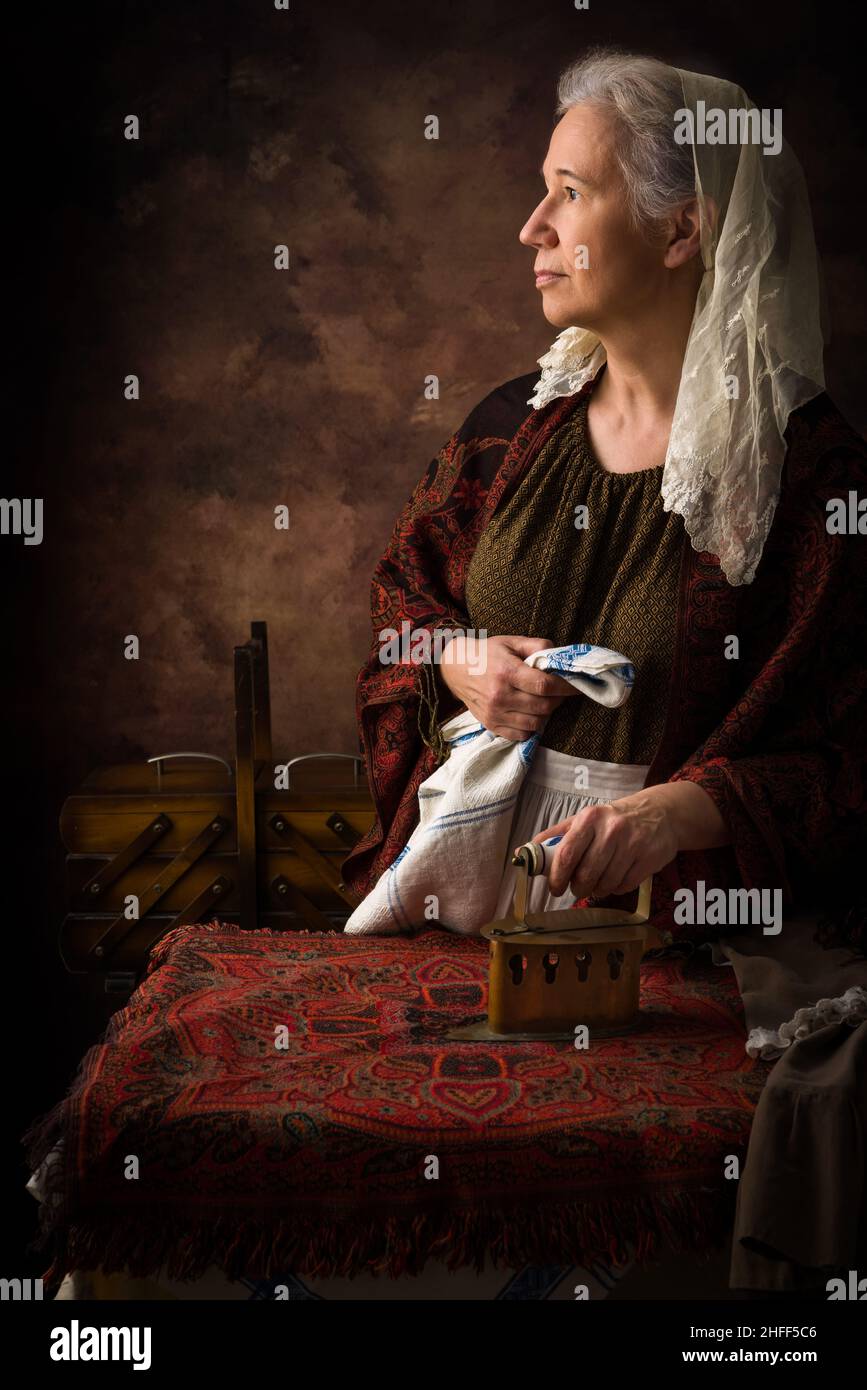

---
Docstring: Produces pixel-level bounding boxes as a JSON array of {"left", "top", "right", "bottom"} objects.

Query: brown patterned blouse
[{"left": 464, "top": 394, "right": 684, "bottom": 765}]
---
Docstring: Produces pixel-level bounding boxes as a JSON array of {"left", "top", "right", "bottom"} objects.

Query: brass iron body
[{"left": 448, "top": 845, "right": 657, "bottom": 1042}]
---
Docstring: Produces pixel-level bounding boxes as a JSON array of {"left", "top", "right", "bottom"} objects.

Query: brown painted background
[{"left": 5, "top": 0, "right": 864, "bottom": 1268}]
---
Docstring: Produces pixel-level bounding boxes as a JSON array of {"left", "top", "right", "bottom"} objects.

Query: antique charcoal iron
[{"left": 448, "top": 841, "right": 662, "bottom": 1042}]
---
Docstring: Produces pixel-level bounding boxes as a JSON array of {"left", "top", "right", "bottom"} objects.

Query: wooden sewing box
[{"left": 59, "top": 622, "right": 373, "bottom": 990}]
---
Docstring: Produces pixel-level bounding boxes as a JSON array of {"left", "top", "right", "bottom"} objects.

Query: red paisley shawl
[{"left": 341, "top": 370, "right": 867, "bottom": 940}]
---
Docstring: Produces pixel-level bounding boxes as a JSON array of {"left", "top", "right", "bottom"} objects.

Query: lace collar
[{"left": 527, "top": 327, "right": 606, "bottom": 411}]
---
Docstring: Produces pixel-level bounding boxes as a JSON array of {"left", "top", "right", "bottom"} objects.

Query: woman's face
[{"left": 519, "top": 102, "right": 682, "bottom": 332}]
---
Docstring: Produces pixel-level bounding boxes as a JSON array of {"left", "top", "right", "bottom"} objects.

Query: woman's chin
[{"left": 542, "top": 301, "right": 588, "bottom": 329}]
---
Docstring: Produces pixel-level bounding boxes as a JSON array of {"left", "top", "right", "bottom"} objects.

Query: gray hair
[{"left": 555, "top": 47, "right": 696, "bottom": 241}]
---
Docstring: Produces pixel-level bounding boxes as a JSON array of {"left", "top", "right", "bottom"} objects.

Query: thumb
[{"left": 499, "top": 635, "right": 554, "bottom": 660}]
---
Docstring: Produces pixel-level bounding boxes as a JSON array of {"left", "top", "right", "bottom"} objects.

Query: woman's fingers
[
  {"left": 508, "top": 662, "right": 577, "bottom": 702},
  {"left": 504, "top": 692, "right": 569, "bottom": 715},
  {"left": 548, "top": 806, "right": 641, "bottom": 897},
  {"left": 587, "top": 844, "right": 636, "bottom": 898},
  {"left": 547, "top": 813, "right": 597, "bottom": 895},
  {"left": 567, "top": 806, "right": 642, "bottom": 897},
  {"left": 485, "top": 722, "right": 543, "bottom": 738},
  {"left": 490, "top": 673, "right": 572, "bottom": 717},
  {"left": 488, "top": 726, "right": 541, "bottom": 741},
  {"left": 604, "top": 860, "right": 643, "bottom": 896},
  {"left": 568, "top": 828, "right": 620, "bottom": 898}
]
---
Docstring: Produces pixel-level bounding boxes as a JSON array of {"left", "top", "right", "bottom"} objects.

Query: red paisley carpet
[{"left": 26, "top": 923, "right": 766, "bottom": 1281}]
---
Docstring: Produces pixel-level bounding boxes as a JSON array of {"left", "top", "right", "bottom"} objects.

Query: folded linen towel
[{"left": 343, "top": 643, "right": 634, "bottom": 937}]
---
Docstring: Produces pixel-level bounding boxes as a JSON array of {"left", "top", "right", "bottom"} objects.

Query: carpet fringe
[{"left": 25, "top": 1180, "right": 732, "bottom": 1285}]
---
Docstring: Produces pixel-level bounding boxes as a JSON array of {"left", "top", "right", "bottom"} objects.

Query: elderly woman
[{"left": 341, "top": 48, "right": 866, "bottom": 946}]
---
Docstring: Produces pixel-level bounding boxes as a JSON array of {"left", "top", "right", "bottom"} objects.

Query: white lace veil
[{"left": 528, "top": 66, "right": 829, "bottom": 585}]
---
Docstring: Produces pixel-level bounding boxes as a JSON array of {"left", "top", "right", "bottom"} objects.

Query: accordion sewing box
[{"left": 58, "top": 622, "right": 373, "bottom": 990}]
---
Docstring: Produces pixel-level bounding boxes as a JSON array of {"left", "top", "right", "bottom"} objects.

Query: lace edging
[{"left": 745, "top": 986, "right": 867, "bottom": 1060}]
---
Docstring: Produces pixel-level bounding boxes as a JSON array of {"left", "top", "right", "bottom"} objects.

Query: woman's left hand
[{"left": 520, "top": 782, "right": 729, "bottom": 899}]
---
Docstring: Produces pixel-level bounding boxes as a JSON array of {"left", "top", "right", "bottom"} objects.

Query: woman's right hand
[{"left": 439, "top": 634, "right": 576, "bottom": 741}]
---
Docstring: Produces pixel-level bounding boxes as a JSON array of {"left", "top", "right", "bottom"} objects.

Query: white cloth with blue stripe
[{"left": 343, "top": 642, "right": 635, "bottom": 936}]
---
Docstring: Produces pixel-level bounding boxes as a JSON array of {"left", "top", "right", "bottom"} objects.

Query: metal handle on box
[
  {"left": 282, "top": 754, "right": 362, "bottom": 790},
  {"left": 147, "top": 752, "right": 234, "bottom": 789}
]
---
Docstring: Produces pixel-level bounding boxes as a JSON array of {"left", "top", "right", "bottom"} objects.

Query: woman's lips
[{"left": 535, "top": 271, "right": 566, "bottom": 286}]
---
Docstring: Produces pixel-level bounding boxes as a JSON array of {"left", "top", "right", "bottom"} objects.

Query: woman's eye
[{"left": 565, "top": 187, "right": 581, "bottom": 202}]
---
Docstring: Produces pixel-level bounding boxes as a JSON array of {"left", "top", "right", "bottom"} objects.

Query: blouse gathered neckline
[{"left": 574, "top": 397, "right": 665, "bottom": 481}]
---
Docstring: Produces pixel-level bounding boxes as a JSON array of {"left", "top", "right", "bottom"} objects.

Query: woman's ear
[{"left": 664, "top": 194, "right": 711, "bottom": 269}]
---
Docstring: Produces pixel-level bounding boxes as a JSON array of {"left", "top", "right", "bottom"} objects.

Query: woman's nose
[
  {"left": 522, "top": 216, "right": 555, "bottom": 250},
  {"left": 519, "top": 206, "right": 556, "bottom": 248}
]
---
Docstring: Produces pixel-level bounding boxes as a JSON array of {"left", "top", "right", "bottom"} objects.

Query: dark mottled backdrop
[{"left": 4, "top": 0, "right": 864, "bottom": 1268}]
